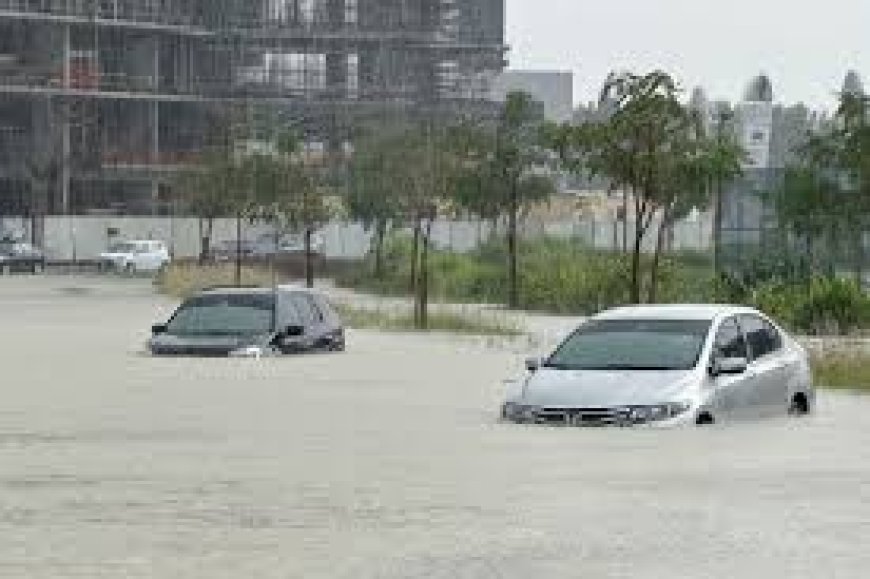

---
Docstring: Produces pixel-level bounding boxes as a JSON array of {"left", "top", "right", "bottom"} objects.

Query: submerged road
[{"left": 1, "top": 276, "right": 869, "bottom": 578}]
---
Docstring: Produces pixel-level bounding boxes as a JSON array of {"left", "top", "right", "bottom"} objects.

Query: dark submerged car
[{"left": 149, "top": 286, "right": 345, "bottom": 357}]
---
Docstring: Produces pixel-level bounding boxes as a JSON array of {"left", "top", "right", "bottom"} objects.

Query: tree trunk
[
  {"left": 418, "top": 222, "right": 432, "bottom": 330},
  {"left": 630, "top": 204, "right": 646, "bottom": 305},
  {"left": 374, "top": 219, "right": 386, "bottom": 278},
  {"left": 712, "top": 175, "right": 724, "bottom": 275},
  {"left": 235, "top": 212, "right": 242, "bottom": 287},
  {"left": 410, "top": 221, "right": 420, "bottom": 295},
  {"left": 649, "top": 208, "right": 672, "bottom": 304},
  {"left": 507, "top": 180, "right": 519, "bottom": 309},
  {"left": 199, "top": 218, "right": 214, "bottom": 265},
  {"left": 855, "top": 221, "right": 865, "bottom": 289},
  {"left": 622, "top": 187, "right": 629, "bottom": 253},
  {"left": 304, "top": 227, "right": 314, "bottom": 288}
]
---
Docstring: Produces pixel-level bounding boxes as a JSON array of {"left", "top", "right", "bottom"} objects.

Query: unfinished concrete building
[{"left": 0, "top": 0, "right": 506, "bottom": 217}]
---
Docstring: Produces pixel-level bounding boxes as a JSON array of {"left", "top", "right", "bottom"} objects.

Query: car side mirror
[
  {"left": 711, "top": 356, "right": 748, "bottom": 377},
  {"left": 525, "top": 357, "right": 541, "bottom": 373},
  {"left": 152, "top": 324, "right": 168, "bottom": 335},
  {"left": 283, "top": 325, "right": 305, "bottom": 338}
]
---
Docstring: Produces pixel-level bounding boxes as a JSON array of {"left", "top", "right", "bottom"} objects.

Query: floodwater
[{"left": 1, "top": 276, "right": 870, "bottom": 578}]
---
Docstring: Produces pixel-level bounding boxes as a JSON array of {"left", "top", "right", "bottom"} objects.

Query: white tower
[{"left": 736, "top": 74, "right": 775, "bottom": 169}]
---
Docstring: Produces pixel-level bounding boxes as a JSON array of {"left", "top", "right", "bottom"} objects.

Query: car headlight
[
  {"left": 229, "top": 346, "right": 267, "bottom": 359},
  {"left": 625, "top": 402, "right": 692, "bottom": 424},
  {"left": 503, "top": 402, "right": 539, "bottom": 422}
]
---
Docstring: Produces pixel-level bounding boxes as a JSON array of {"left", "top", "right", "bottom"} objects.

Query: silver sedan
[{"left": 502, "top": 305, "right": 815, "bottom": 427}]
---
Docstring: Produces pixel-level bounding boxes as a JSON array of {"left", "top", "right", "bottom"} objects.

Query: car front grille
[
  {"left": 152, "top": 346, "right": 233, "bottom": 358},
  {"left": 535, "top": 408, "right": 625, "bottom": 427}
]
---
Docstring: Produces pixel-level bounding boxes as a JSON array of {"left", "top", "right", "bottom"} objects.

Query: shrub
[
  {"left": 155, "top": 261, "right": 280, "bottom": 299},
  {"left": 748, "top": 277, "right": 870, "bottom": 335}
]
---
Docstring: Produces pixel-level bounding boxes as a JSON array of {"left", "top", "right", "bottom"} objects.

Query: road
[{"left": 1, "top": 276, "right": 869, "bottom": 578}]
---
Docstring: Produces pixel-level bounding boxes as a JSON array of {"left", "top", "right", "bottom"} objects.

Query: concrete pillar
[
  {"left": 62, "top": 24, "right": 71, "bottom": 88},
  {"left": 151, "top": 36, "right": 160, "bottom": 213},
  {"left": 61, "top": 111, "right": 71, "bottom": 214}
]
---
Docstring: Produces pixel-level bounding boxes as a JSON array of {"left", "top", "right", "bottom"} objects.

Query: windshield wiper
[
  {"left": 542, "top": 362, "right": 574, "bottom": 370},
  {"left": 588, "top": 365, "right": 684, "bottom": 371}
]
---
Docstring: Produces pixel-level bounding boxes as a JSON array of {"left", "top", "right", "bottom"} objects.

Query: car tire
[
  {"left": 125, "top": 262, "right": 136, "bottom": 275},
  {"left": 788, "top": 392, "right": 811, "bottom": 416},
  {"left": 695, "top": 411, "right": 715, "bottom": 426},
  {"left": 32, "top": 262, "right": 44, "bottom": 275},
  {"left": 1, "top": 264, "right": 10, "bottom": 276}
]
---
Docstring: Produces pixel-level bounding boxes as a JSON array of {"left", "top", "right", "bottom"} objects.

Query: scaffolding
[{"left": 0, "top": 0, "right": 506, "bottom": 216}]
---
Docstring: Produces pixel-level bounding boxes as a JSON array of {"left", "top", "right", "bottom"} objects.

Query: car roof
[
  {"left": 198, "top": 285, "right": 323, "bottom": 297},
  {"left": 594, "top": 304, "right": 759, "bottom": 322}
]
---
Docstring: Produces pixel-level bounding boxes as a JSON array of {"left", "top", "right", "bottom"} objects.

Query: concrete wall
[{"left": 0, "top": 212, "right": 713, "bottom": 262}]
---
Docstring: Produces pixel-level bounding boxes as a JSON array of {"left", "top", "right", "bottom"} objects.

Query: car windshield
[
  {"left": 546, "top": 318, "right": 712, "bottom": 371},
  {"left": 166, "top": 293, "right": 275, "bottom": 336},
  {"left": 109, "top": 242, "right": 138, "bottom": 253}
]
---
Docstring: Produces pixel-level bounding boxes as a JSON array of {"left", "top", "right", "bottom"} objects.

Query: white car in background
[{"left": 98, "top": 240, "right": 170, "bottom": 273}]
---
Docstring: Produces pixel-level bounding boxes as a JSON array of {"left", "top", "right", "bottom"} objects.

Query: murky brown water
[{"left": 1, "top": 276, "right": 869, "bottom": 578}]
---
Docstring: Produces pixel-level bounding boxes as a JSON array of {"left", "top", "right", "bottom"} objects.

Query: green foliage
[
  {"left": 155, "top": 262, "right": 279, "bottom": 299},
  {"left": 744, "top": 277, "right": 870, "bottom": 335},
  {"left": 338, "top": 235, "right": 713, "bottom": 315},
  {"left": 333, "top": 303, "right": 521, "bottom": 336},
  {"left": 554, "top": 70, "right": 744, "bottom": 303},
  {"left": 813, "top": 353, "right": 870, "bottom": 391}
]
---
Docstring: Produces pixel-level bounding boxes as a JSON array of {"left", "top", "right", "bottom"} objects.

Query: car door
[
  {"left": 286, "top": 292, "right": 325, "bottom": 351},
  {"left": 740, "top": 314, "right": 790, "bottom": 416},
  {"left": 131, "top": 242, "right": 149, "bottom": 270},
  {"left": 295, "top": 293, "right": 333, "bottom": 350},
  {"left": 709, "top": 316, "right": 757, "bottom": 421}
]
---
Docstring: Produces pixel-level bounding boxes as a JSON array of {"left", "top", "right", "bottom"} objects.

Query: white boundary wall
[{"left": 0, "top": 213, "right": 712, "bottom": 261}]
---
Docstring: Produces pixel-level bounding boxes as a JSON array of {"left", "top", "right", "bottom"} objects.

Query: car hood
[
  {"left": 519, "top": 368, "right": 698, "bottom": 408},
  {"left": 150, "top": 333, "right": 272, "bottom": 356}
]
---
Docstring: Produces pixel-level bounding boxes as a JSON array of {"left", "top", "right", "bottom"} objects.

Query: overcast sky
[{"left": 506, "top": 0, "right": 870, "bottom": 111}]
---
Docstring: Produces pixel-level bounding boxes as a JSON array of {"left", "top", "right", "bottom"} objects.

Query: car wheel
[
  {"left": 695, "top": 411, "right": 715, "bottom": 426},
  {"left": 789, "top": 392, "right": 811, "bottom": 416},
  {"left": 32, "top": 262, "right": 44, "bottom": 274},
  {"left": 1, "top": 264, "right": 10, "bottom": 276},
  {"left": 125, "top": 262, "right": 136, "bottom": 275}
]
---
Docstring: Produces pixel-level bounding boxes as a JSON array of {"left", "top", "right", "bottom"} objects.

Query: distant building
[{"left": 490, "top": 70, "right": 574, "bottom": 123}]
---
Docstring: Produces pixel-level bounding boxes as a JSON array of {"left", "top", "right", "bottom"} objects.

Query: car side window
[
  {"left": 288, "top": 294, "right": 318, "bottom": 326},
  {"left": 304, "top": 295, "right": 325, "bottom": 323},
  {"left": 713, "top": 317, "right": 747, "bottom": 360},
  {"left": 741, "top": 315, "right": 782, "bottom": 361}
]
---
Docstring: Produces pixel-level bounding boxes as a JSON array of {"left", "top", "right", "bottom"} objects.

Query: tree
[
  {"left": 175, "top": 147, "right": 246, "bottom": 263},
  {"left": 834, "top": 88, "right": 870, "bottom": 284},
  {"left": 555, "top": 71, "right": 738, "bottom": 303},
  {"left": 780, "top": 85, "right": 870, "bottom": 284},
  {"left": 452, "top": 92, "right": 556, "bottom": 309},
  {"left": 246, "top": 131, "right": 332, "bottom": 288},
  {"left": 592, "top": 72, "right": 696, "bottom": 302},
  {"left": 347, "top": 125, "right": 407, "bottom": 278}
]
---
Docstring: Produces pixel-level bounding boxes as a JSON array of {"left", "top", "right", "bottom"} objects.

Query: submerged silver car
[{"left": 502, "top": 305, "right": 815, "bottom": 427}]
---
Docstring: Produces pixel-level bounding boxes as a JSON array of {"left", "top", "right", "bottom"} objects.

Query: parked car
[
  {"left": 0, "top": 239, "right": 45, "bottom": 274},
  {"left": 211, "top": 239, "right": 258, "bottom": 262},
  {"left": 212, "top": 233, "right": 324, "bottom": 262},
  {"left": 149, "top": 285, "right": 345, "bottom": 357},
  {"left": 502, "top": 305, "right": 815, "bottom": 427},
  {"left": 98, "top": 240, "right": 170, "bottom": 273}
]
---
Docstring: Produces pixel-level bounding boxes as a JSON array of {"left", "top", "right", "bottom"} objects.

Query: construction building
[{"left": 0, "top": 0, "right": 506, "bottom": 217}]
